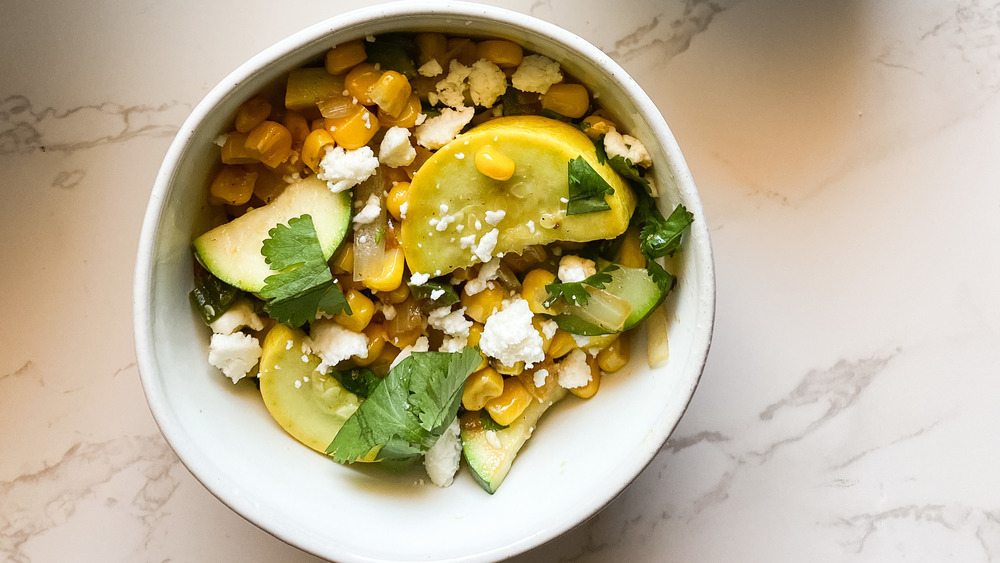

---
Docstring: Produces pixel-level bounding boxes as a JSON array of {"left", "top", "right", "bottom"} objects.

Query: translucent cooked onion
[
  {"left": 560, "top": 287, "right": 629, "bottom": 333},
  {"left": 646, "top": 303, "right": 670, "bottom": 368},
  {"left": 318, "top": 95, "right": 360, "bottom": 119},
  {"left": 353, "top": 168, "right": 387, "bottom": 283}
]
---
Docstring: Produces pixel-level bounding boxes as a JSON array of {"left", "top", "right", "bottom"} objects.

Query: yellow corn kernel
[
  {"left": 361, "top": 246, "right": 405, "bottom": 292},
  {"left": 462, "top": 367, "right": 504, "bottom": 411},
  {"left": 541, "top": 83, "right": 590, "bottom": 119},
  {"left": 445, "top": 37, "right": 478, "bottom": 66},
  {"left": 391, "top": 327, "right": 423, "bottom": 349},
  {"left": 475, "top": 39, "right": 523, "bottom": 68},
  {"left": 485, "top": 377, "right": 533, "bottom": 426},
  {"left": 370, "top": 71, "right": 413, "bottom": 118},
  {"left": 220, "top": 132, "right": 258, "bottom": 164},
  {"left": 547, "top": 329, "right": 576, "bottom": 359},
  {"left": 403, "top": 145, "right": 433, "bottom": 179},
  {"left": 415, "top": 32, "right": 447, "bottom": 65},
  {"left": 354, "top": 322, "right": 388, "bottom": 367},
  {"left": 597, "top": 333, "right": 631, "bottom": 373},
  {"left": 334, "top": 289, "right": 376, "bottom": 332},
  {"left": 282, "top": 111, "right": 311, "bottom": 149},
  {"left": 615, "top": 226, "right": 646, "bottom": 268},
  {"left": 301, "top": 128, "right": 336, "bottom": 172},
  {"left": 326, "top": 105, "right": 380, "bottom": 150},
  {"left": 467, "top": 322, "right": 484, "bottom": 348},
  {"left": 492, "top": 359, "right": 524, "bottom": 376},
  {"left": 474, "top": 145, "right": 515, "bottom": 181},
  {"left": 375, "top": 282, "right": 410, "bottom": 305},
  {"left": 326, "top": 40, "right": 367, "bottom": 75},
  {"left": 330, "top": 242, "right": 354, "bottom": 274},
  {"left": 310, "top": 118, "right": 327, "bottom": 131},
  {"left": 344, "top": 63, "right": 382, "bottom": 106},
  {"left": 386, "top": 181, "right": 410, "bottom": 221},
  {"left": 521, "top": 268, "right": 557, "bottom": 315},
  {"left": 377, "top": 93, "right": 422, "bottom": 129},
  {"left": 475, "top": 351, "right": 489, "bottom": 372},
  {"left": 234, "top": 96, "right": 272, "bottom": 134},
  {"left": 249, "top": 164, "right": 287, "bottom": 203},
  {"left": 460, "top": 285, "right": 505, "bottom": 324},
  {"left": 532, "top": 316, "right": 555, "bottom": 355},
  {"left": 244, "top": 121, "right": 293, "bottom": 169},
  {"left": 581, "top": 114, "right": 617, "bottom": 140},
  {"left": 209, "top": 165, "right": 257, "bottom": 206},
  {"left": 570, "top": 358, "right": 602, "bottom": 399}
]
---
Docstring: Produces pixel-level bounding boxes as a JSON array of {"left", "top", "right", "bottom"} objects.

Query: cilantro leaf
[
  {"left": 645, "top": 258, "right": 676, "bottom": 295},
  {"left": 592, "top": 133, "right": 609, "bottom": 165},
  {"left": 259, "top": 214, "right": 350, "bottom": 327},
  {"left": 408, "top": 280, "right": 460, "bottom": 306},
  {"left": 330, "top": 367, "right": 381, "bottom": 399},
  {"left": 544, "top": 264, "right": 619, "bottom": 308},
  {"left": 608, "top": 155, "right": 651, "bottom": 194},
  {"left": 327, "top": 347, "right": 481, "bottom": 466},
  {"left": 639, "top": 203, "right": 694, "bottom": 259},
  {"left": 566, "top": 156, "right": 614, "bottom": 215},
  {"left": 479, "top": 409, "right": 509, "bottom": 431}
]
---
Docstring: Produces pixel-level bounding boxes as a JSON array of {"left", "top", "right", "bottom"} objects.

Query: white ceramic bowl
[{"left": 134, "top": 2, "right": 715, "bottom": 561}]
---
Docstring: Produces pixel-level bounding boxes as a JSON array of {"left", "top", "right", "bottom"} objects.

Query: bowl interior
[{"left": 135, "top": 3, "right": 714, "bottom": 562}]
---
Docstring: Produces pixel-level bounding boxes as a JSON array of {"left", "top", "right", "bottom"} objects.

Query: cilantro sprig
[
  {"left": 408, "top": 279, "right": 461, "bottom": 306},
  {"left": 259, "top": 214, "right": 350, "bottom": 327},
  {"left": 327, "top": 347, "right": 481, "bottom": 467},
  {"left": 566, "top": 156, "right": 614, "bottom": 215},
  {"left": 543, "top": 264, "right": 620, "bottom": 308}
]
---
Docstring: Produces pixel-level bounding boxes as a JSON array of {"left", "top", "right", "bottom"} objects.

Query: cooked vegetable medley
[{"left": 190, "top": 32, "right": 692, "bottom": 493}]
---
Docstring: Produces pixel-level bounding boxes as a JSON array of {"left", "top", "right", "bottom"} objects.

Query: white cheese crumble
[
  {"left": 428, "top": 59, "right": 472, "bottom": 108},
  {"left": 317, "top": 145, "right": 379, "bottom": 192},
  {"left": 352, "top": 193, "right": 382, "bottom": 225},
  {"left": 459, "top": 233, "right": 477, "bottom": 250},
  {"left": 468, "top": 59, "right": 507, "bottom": 108},
  {"left": 603, "top": 127, "right": 653, "bottom": 167},
  {"left": 398, "top": 201, "right": 409, "bottom": 219},
  {"left": 415, "top": 107, "right": 475, "bottom": 150},
  {"left": 474, "top": 228, "right": 499, "bottom": 263},
  {"left": 533, "top": 367, "right": 550, "bottom": 389},
  {"left": 464, "top": 256, "right": 501, "bottom": 295},
  {"left": 557, "top": 255, "right": 597, "bottom": 283},
  {"left": 410, "top": 272, "right": 431, "bottom": 285},
  {"left": 378, "top": 126, "right": 417, "bottom": 168},
  {"left": 390, "top": 336, "right": 430, "bottom": 369},
  {"left": 511, "top": 54, "right": 563, "bottom": 95},
  {"left": 424, "top": 418, "right": 462, "bottom": 487},
  {"left": 557, "top": 349, "right": 591, "bottom": 389},
  {"left": 209, "top": 299, "right": 264, "bottom": 335},
  {"left": 479, "top": 298, "right": 545, "bottom": 368},
  {"left": 526, "top": 219, "right": 535, "bottom": 233},
  {"left": 427, "top": 306, "right": 473, "bottom": 340},
  {"left": 484, "top": 209, "right": 506, "bottom": 226},
  {"left": 382, "top": 304, "right": 397, "bottom": 320},
  {"left": 539, "top": 318, "right": 558, "bottom": 340},
  {"left": 208, "top": 332, "right": 262, "bottom": 383},
  {"left": 418, "top": 58, "right": 444, "bottom": 77},
  {"left": 307, "top": 320, "right": 369, "bottom": 373}
]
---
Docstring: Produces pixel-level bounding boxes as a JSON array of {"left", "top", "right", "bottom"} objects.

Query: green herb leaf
[
  {"left": 639, "top": 204, "right": 694, "bottom": 259},
  {"left": 327, "top": 347, "right": 481, "bottom": 466},
  {"left": 544, "top": 264, "right": 620, "bottom": 308},
  {"left": 566, "top": 156, "right": 614, "bottom": 215},
  {"left": 645, "top": 258, "right": 676, "bottom": 295},
  {"left": 608, "top": 155, "right": 651, "bottom": 193},
  {"left": 259, "top": 214, "right": 350, "bottom": 327},
  {"left": 593, "top": 134, "right": 609, "bottom": 165},
  {"left": 408, "top": 280, "right": 460, "bottom": 306},
  {"left": 479, "top": 409, "right": 509, "bottom": 431},
  {"left": 330, "top": 367, "right": 381, "bottom": 399}
]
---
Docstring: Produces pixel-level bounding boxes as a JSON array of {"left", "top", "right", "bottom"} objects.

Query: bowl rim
[{"left": 134, "top": 2, "right": 715, "bottom": 561}]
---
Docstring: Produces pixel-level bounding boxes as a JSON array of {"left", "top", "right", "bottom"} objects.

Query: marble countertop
[{"left": 3, "top": 0, "right": 999, "bottom": 561}]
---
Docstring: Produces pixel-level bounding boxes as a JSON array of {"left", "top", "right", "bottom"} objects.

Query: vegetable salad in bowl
[{"left": 188, "top": 31, "right": 693, "bottom": 493}]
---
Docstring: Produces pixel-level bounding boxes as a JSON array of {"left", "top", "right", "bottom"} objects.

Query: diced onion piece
[
  {"left": 561, "top": 287, "right": 630, "bottom": 333},
  {"left": 353, "top": 168, "right": 387, "bottom": 282},
  {"left": 318, "top": 95, "right": 361, "bottom": 119},
  {"left": 646, "top": 303, "right": 670, "bottom": 368}
]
